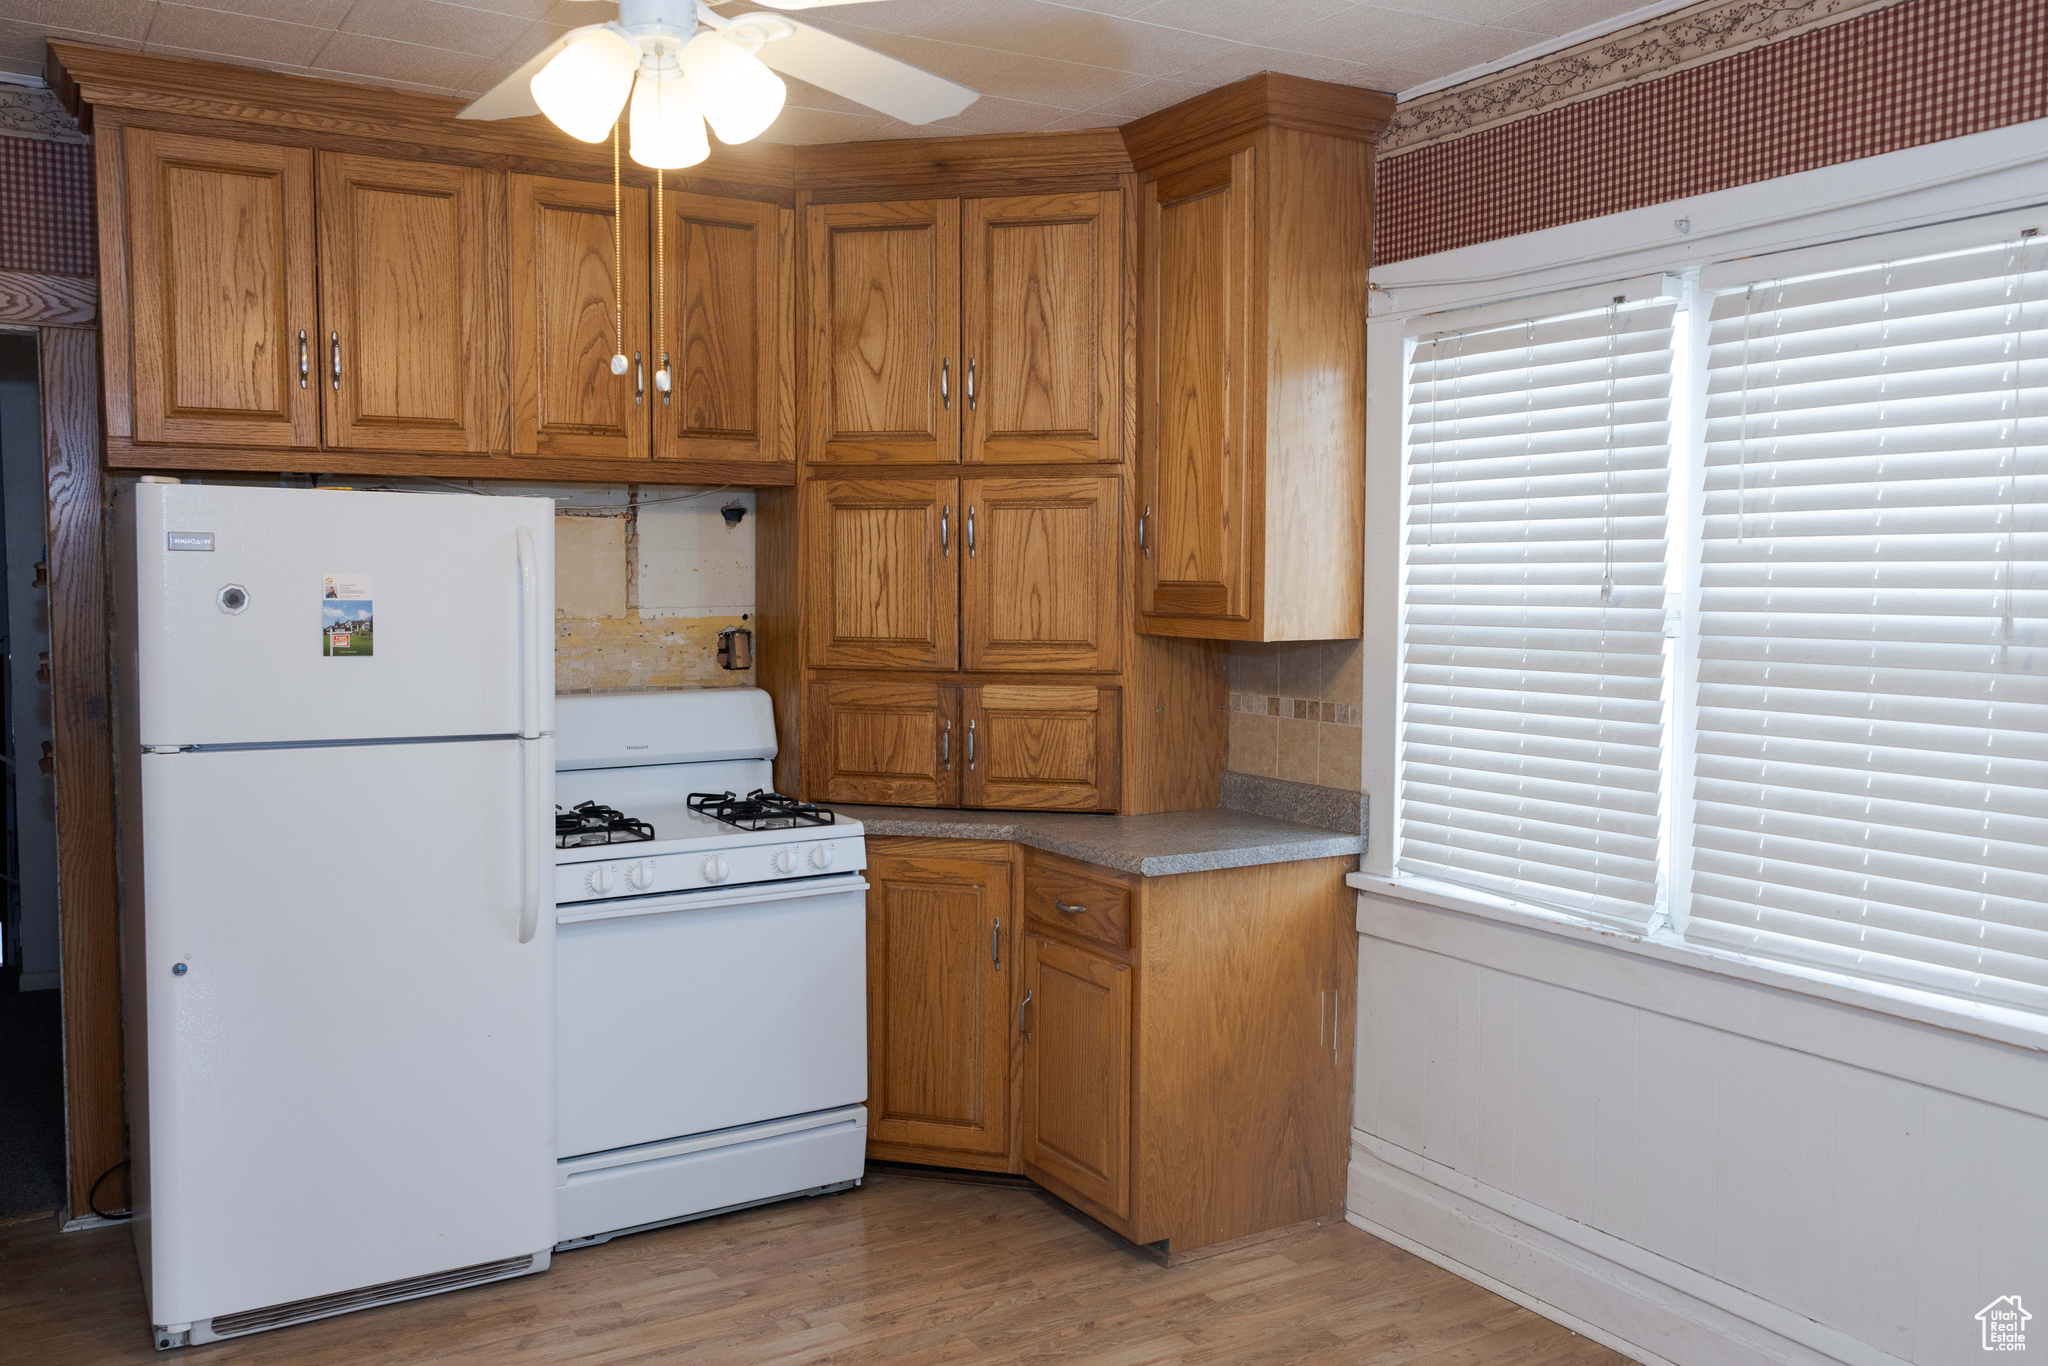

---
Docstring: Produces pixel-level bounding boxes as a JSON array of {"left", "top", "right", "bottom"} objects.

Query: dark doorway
[{"left": 0, "top": 330, "right": 65, "bottom": 1220}]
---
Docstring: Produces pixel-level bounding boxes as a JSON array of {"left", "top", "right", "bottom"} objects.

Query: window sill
[{"left": 1346, "top": 871, "right": 2048, "bottom": 1055}]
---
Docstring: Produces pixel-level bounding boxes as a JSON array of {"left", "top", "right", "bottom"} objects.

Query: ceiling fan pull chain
[
  {"left": 655, "top": 168, "right": 671, "bottom": 398},
  {"left": 609, "top": 122, "right": 628, "bottom": 377}
]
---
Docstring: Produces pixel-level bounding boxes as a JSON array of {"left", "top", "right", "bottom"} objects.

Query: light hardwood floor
[{"left": 1, "top": 1170, "right": 1625, "bottom": 1364}]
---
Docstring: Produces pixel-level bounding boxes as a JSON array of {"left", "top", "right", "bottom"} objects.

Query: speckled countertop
[{"left": 828, "top": 804, "right": 1365, "bottom": 878}]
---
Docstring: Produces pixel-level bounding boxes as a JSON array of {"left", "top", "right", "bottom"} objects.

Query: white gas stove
[{"left": 550, "top": 689, "right": 869, "bottom": 1250}]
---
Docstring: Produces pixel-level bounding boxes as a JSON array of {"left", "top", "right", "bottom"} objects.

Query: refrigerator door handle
[
  {"left": 516, "top": 526, "right": 541, "bottom": 741},
  {"left": 519, "top": 735, "right": 552, "bottom": 944}
]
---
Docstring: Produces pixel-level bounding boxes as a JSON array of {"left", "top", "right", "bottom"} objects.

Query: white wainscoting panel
[{"left": 1351, "top": 890, "right": 2048, "bottom": 1366}]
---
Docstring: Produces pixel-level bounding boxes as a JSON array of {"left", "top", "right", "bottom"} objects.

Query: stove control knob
[
  {"left": 702, "top": 854, "right": 729, "bottom": 884},
  {"left": 585, "top": 865, "right": 615, "bottom": 894},
  {"left": 629, "top": 862, "right": 655, "bottom": 890},
  {"left": 774, "top": 847, "right": 799, "bottom": 875},
  {"left": 809, "top": 843, "right": 836, "bottom": 871}
]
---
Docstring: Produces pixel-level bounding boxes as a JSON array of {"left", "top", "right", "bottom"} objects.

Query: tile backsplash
[{"left": 1226, "top": 639, "right": 1364, "bottom": 793}]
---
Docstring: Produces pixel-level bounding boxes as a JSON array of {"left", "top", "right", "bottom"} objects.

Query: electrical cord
[{"left": 88, "top": 1158, "right": 132, "bottom": 1221}]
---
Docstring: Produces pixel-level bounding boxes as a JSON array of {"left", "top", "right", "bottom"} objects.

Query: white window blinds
[
  {"left": 1399, "top": 298, "right": 1678, "bottom": 926},
  {"left": 1693, "top": 234, "right": 2048, "bottom": 1012}
]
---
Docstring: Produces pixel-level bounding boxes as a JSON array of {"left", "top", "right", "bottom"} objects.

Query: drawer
[{"left": 1023, "top": 849, "right": 1134, "bottom": 952}]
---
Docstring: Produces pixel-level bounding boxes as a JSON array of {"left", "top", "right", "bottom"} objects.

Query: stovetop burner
[
  {"left": 687, "top": 789, "right": 836, "bottom": 832},
  {"left": 556, "top": 800, "right": 656, "bottom": 849}
]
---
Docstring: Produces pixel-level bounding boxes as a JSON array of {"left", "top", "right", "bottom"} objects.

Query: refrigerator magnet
[{"left": 322, "top": 574, "right": 374, "bottom": 657}]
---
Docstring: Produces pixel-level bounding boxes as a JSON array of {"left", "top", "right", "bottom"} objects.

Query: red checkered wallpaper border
[
  {"left": 1375, "top": 0, "right": 2048, "bottom": 265},
  {"left": 0, "top": 137, "right": 96, "bottom": 277}
]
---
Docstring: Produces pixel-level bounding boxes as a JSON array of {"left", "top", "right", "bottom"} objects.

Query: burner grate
[
  {"left": 556, "top": 800, "right": 655, "bottom": 849},
  {"left": 687, "top": 789, "right": 836, "bottom": 832}
]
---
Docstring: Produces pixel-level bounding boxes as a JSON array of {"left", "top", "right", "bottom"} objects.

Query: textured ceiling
[{"left": 0, "top": 0, "right": 1665, "bottom": 143}]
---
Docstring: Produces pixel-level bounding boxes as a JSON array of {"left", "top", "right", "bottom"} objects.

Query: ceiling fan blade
[
  {"left": 742, "top": 16, "right": 978, "bottom": 125},
  {"left": 745, "top": 1, "right": 893, "bottom": 8},
  {"left": 457, "top": 23, "right": 608, "bottom": 121}
]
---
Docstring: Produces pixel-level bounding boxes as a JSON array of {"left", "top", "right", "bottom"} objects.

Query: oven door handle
[{"left": 556, "top": 872, "right": 870, "bottom": 926}]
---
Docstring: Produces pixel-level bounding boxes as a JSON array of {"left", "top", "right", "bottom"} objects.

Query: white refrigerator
[{"left": 114, "top": 483, "right": 557, "bottom": 1349}]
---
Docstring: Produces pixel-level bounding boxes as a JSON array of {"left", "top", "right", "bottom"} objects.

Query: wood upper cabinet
[
  {"left": 961, "top": 475, "right": 1121, "bottom": 673},
  {"left": 804, "top": 475, "right": 958, "bottom": 670},
  {"left": 804, "top": 199, "right": 959, "bottom": 464},
  {"left": 865, "top": 844, "right": 1015, "bottom": 1166},
  {"left": 964, "top": 684, "right": 1119, "bottom": 812},
  {"left": 125, "top": 129, "right": 318, "bottom": 448},
  {"left": 806, "top": 678, "right": 959, "bottom": 806},
  {"left": 316, "top": 153, "right": 507, "bottom": 453},
  {"left": 1139, "top": 147, "right": 1254, "bottom": 630},
  {"left": 962, "top": 192, "right": 1123, "bottom": 464},
  {"left": 1137, "top": 129, "right": 1370, "bottom": 641},
  {"left": 658, "top": 190, "right": 788, "bottom": 467},
  {"left": 1022, "top": 931, "right": 1131, "bottom": 1220},
  {"left": 510, "top": 173, "right": 651, "bottom": 462}
]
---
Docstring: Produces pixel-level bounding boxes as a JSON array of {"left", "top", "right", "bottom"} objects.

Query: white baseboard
[{"left": 1348, "top": 1132, "right": 1907, "bottom": 1366}]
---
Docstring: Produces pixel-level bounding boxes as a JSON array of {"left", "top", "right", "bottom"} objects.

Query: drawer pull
[{"left": 1052, "top": 899, "right": 1087, "bottom": 915}]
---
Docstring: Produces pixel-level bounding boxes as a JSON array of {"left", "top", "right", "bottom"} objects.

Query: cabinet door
[
  {"left": 866, "top": 846, "right": 1014, "bottom": 1164},
  {"left": 657, "top": 191, "right": 787, "bottom": 467},
  {"left": 806, "top": 679, "right": 960, "bottom": 807},
  {"left": 1139, "top": 147, "right": 1255, "bottom": 627},
  {"left": 125, "top": 129, "right": 318, "bottom": 448},
  {"left": 317, "top": 154, "right": 507, "bottom": 453},
  {"left": 962, "top": 191, "right": 1123, "bottom": 464},
  {"left": 963, "top": 684, "right": 1119, "bottom": 812},
  {"left": 961, "top": 475, "right": 1120, "bottom": 673},
  {"left": 510, "top": 174, "right": 650, "bottom": 462},
  {"left": 804, "top": 200, "right": 959, "bottom": 464},
  {"left": 1022, "top": 932, "right": 1131, "bottom": 1219},
  {"left": 804, "top": 476, "right": 959, "bottom": 670}
]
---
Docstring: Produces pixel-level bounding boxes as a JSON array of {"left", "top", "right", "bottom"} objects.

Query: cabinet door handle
[
  {"left": 966, "top": 717, "right": 976, "bottom": 770},
  {"left": 1019, "top": 988, "right": 1033, "bottom": 1040},
  {"left": 966, "top": 357, "right": 976, "bottom": 411},
  {"left": 330, "top": 331, "right": 341, "bottom": 391},
  {"left": 990, "top": 916, "right": 1001, "bottom": 969},
  {"left": 965, "top": 506, "right": 976, "bottom": 558},
  {"left": 1052, "top": 899, "right": 1087, "bottom": 915},
  {"left": 299, "top": 330, "right": 309, "bottom": 389},
  {"left": 660, "top": 350, "right": 671, "bottom": 407},
  {"left": 635, "top": 351, "right": 644, "bottom": 405},
  {"left": 1138, "top": 506, "right": 1150, "bottom": 559},
  {"left": 940, "top": 504, "right": 950, "bottom": 557},
  {"left": 940, "top": 357, "right": 950, "bottom": 410},
  {"left": 940, "top": 718, "right": 951, "bottom": 770}
]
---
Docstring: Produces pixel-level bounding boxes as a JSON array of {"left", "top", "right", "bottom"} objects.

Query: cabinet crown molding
[{"left": 1120, "top": 71, "right": 1396, "bottom": 170}]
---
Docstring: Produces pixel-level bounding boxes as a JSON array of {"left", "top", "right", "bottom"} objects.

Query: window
[{"left": 1393, "top": 222, "right": 2047, "bottom": 1015}]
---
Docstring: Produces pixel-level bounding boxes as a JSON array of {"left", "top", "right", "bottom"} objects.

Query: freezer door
[
  {"left": 133, "top": 741, "right": 553, "bottom": 1326},
  {"left": 124, "top": 483, "right": 554, "bottom": 746}
]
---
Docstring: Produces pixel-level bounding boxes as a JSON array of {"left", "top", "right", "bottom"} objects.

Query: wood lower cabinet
[
  {"left": 963, "top": 684, "right": 1119, "bottom": 812},
  {"left": 510, "top": 173, "right": 651, "bottom": 463},
  {"left": 865, "top": 841, "right": 1016, "bottom": 1169},
  {"left": 124, "top": 128, "right": 319, "bottom": 449},
  {"left": 316, "top": 153, "right": 507, "bottom": 453},
  {"left": 1021, "top": 931, "right": 1132, "bottom": 1217},
  {"left": 864, "top": 837, "right": 1356, "bottom": 1256}
]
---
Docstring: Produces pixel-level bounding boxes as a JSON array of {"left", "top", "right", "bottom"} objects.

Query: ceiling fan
[{"left": 458, "top": 0, "right": 980, "bottom": 167}]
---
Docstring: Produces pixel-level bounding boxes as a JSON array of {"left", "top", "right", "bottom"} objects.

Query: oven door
[{"left": 555, "top": 873, "right": 868, "bottom": 1159}]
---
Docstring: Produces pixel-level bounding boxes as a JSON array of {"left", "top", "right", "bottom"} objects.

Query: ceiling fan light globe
[
  {"left": 530, "top": 28, "right": 640, "bottom": 142},
  {"left": 680, "top": 32, "right": 786, "bottom": 145},
  {"left": 628, "top": 69, "right": 711, "bottom": 169}
]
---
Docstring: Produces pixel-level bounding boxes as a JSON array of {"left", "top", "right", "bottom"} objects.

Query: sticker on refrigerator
[{"left": 322, "top": 575, "right": 373, "bottom": 657}]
